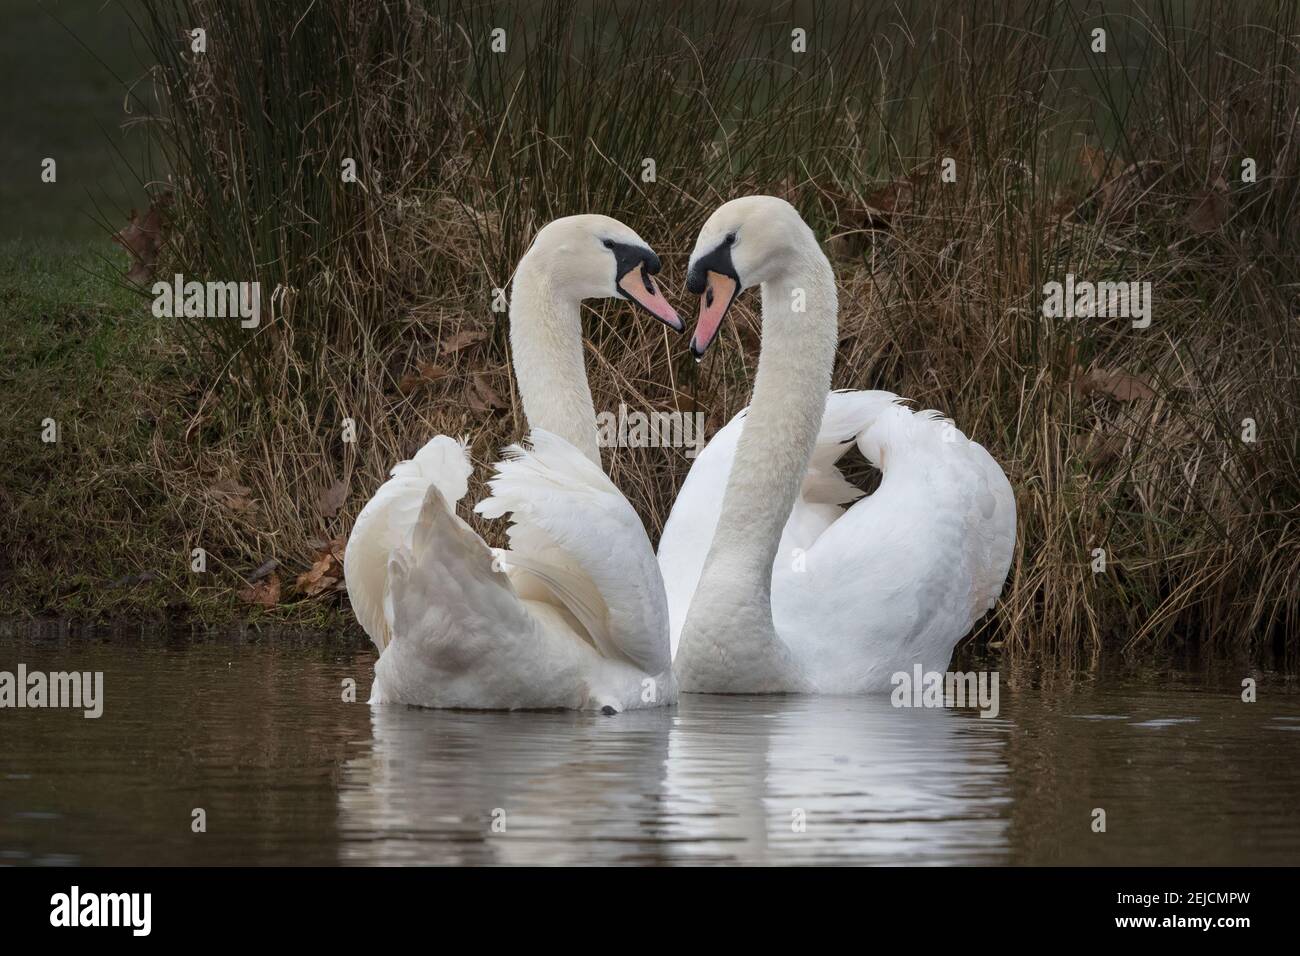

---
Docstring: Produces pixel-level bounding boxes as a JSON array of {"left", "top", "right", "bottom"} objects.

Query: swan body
[
  {"left": 364, "top": 431, "right": 674, "bottom": 710},
  {"left": 662, "top": 196, "right": 1015, "bottom": 693},
  {"left": 346, "top": 216, "right": 680, "bottom": 711}
]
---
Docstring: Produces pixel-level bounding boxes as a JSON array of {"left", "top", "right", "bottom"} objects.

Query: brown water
[{"left": 1, "top": 624, "right": 1298, "bottom": 865}]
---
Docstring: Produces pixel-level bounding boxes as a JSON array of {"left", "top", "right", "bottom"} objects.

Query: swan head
[
  {"left": 523, "top": 215, "right": 682, "bottom": 331},
  {"left": 685, "top": 195, "right": 814, "bottom": 356}
]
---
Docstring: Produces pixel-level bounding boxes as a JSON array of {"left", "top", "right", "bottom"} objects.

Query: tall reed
[{"left": 118, "top": 0, "right": 1298, "bottom": 667}]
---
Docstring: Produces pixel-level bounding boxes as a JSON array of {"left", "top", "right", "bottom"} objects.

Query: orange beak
[
  {"left": 618, "top": 264, "right": 682, "bottom": 332},
  {"left": 689, "top": 271, "right": 739, "bottom": 358}
]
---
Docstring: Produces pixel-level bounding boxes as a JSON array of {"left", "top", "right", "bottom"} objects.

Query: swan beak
[
  {"left": 618, "top": 264, "right": 683, "bottom": 332},
  {"left": 689, "top": 271, "right": 738, "bottom": 358}
]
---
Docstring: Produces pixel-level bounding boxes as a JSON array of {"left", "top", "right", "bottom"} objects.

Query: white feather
[{"left": 344, "top": 435, "right": 472, "bottom": 652}]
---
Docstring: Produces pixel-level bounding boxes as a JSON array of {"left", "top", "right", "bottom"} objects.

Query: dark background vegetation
[{"left": 2, "top": 0, "right": 1297, "bottom": 671}]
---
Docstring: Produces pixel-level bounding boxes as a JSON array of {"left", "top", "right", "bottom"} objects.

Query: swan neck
[
  {"left": 701, "top": 249, "right": 838, "bottom": 592},
  {"left": 674, "top": 242, "right": 837, "bottom": 688},
  {"left": 509, "top": 255, "right": 601, "bottom": 465}
]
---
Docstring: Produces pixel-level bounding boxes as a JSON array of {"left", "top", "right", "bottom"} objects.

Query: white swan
[
  {"left": 658, "top": 196, "right": 1016, "bottom": 693},
  {"left": 345, "top": 216, "right": 683, "bottom": 711}
]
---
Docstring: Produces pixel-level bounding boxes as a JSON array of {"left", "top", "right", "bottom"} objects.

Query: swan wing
[
  {"left": 854, "top": 405, "right": 1016, "bottom": 624},
  {"left": 963, "top": 440, "right": 1018, "bottom": 618},
  {"left": 344, "top": 435, "right": 474, "bottom": 652},
  {"left": 774, "top": 403, "right": 1016, "bottom": 690},
  {"left": 475, "top": 429, "right": 671, "bottom": 675},
  {"left": 657, "top": 409, "right": 744, "bottom": 658},
  {"left": 658, "top": 390, "right": 900, "bottom": 658}
]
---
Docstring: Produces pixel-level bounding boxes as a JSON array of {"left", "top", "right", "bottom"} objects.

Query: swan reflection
[{"left": 339, "top": 695, "right": 1010, "bottom": 864}]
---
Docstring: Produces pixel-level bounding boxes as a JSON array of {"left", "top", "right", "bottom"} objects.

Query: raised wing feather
[
  {"left": 775, "top": 404, "right": 1016, "bottom": 691},
  {"left": 475, "top": 429, "right": 671, "bottom": 675},
  {"left": 344, "top": 435, "right": 473, "bottom": 652}
]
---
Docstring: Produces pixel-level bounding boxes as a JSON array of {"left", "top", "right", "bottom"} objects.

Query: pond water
[{"left": 2, "top": 624, "right": 1298, "bottom": 865}]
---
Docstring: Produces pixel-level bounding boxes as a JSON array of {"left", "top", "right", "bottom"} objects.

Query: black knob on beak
[
  {"left": 686, "top": 264, "right": 707, "bottom": 295},
  {"left": 686, "top": 240, "right": 737, "bottom": 295}
]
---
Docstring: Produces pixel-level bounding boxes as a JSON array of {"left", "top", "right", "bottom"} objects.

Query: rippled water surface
[{"left": 2, "top": 626, "right": 1298, "bottom": 865}]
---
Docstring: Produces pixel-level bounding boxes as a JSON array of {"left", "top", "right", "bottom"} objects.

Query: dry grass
[{"left": 12, "top": 0, "right": 1296, "bottom": 667}]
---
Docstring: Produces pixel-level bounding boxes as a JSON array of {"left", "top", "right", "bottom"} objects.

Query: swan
[
  {"left": 658, "top": 196, "right": 1016, "bottom": 693},
  {"left": 345, "top": 215, "right": 683, "bottom": 711}
]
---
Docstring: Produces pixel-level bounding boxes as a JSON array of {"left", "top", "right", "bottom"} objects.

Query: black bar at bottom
[{"left": 0, "top": 866, "right": 1282, "bottom": 941}]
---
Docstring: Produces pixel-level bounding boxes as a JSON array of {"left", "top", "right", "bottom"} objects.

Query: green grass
[
  {"left": 0, "top": 239, "right": 350, "bottom": 626},
  {"left": 0, "top": 238, "right": 172, "bottom": 614}
]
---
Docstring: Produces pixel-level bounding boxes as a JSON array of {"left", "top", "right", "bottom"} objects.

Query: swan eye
[
  {"left": 724, "top": 232, "right": 737, "bottom": 246},
  {"left": 602, "top": 239, "right": 616, "bottom": 250}
]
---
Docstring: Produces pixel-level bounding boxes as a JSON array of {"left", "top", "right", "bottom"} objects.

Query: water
[{"left": 2, "top": 626, "right": 1298, "bottom": 865}]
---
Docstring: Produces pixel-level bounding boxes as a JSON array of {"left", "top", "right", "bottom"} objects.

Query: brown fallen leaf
[
  {"left": 211, "top": 477, "right": 250, "bottom": 497},
  {"left": 295, "top": 556, "right": 339, "bottom": 597},
  {"left": 1071, "top": 157, "right": 1164, "bottom": 223},
  {"left": 1084, "top": 432, "right": 1128, "bottom": 472},
  {"left": 1185, "top": 178, "right": 1229, "bottom": 234},
  {"left": 1072, "top": 365, "right": 1156, "bottom": 402},
  {"left": 863, "top": 179, "right": 913, "bottom": 217},
  {"left": 440, "top": 328, "right": 489, "bottom": 355},
  {"left": 296, "top": 536, "right": 347, "bottom": 598},
  {"left": 210, "top": 477, "right": 258, "bottom": 515},
  {"left": 467, "top": 372, "right": 506, "bottom": 412},
  {"left": 113, "top": 197, "right": 168, "bottom": 285},
  {"left": 216, "top": 497, "right": 256, "bottom": 516},
  {"left": 397, "top": 360, "right": 451, "bottom": 395},
  {"left": 239, "top": 573, "right": 280, "bottom": 607},
  {"left": 1078, "top": 144, "right": 1114, "bottom": 189},
  {"left": 317, "top": 480, "right": 348, "bottom": 518}
]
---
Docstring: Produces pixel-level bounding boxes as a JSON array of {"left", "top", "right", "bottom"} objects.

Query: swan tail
[
  {"left": 389, "top": 433, "right": 474, "bottom": 498},
  {"left": 375, "top": 481, "right": 543, "bottom": 704},
  {"left": 344, "top": 435, "right": 474, "bottom": 653}
]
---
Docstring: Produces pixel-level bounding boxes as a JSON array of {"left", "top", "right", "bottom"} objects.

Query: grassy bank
[
  {"left": 0, "top": 240, "right": 346, "bottom": 625},
  {"left": 3, "top": 0, "right": 1298, "bottom": 667},
  {"left": 0, "top": 240, "right": 177, "bottom": 617}
]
